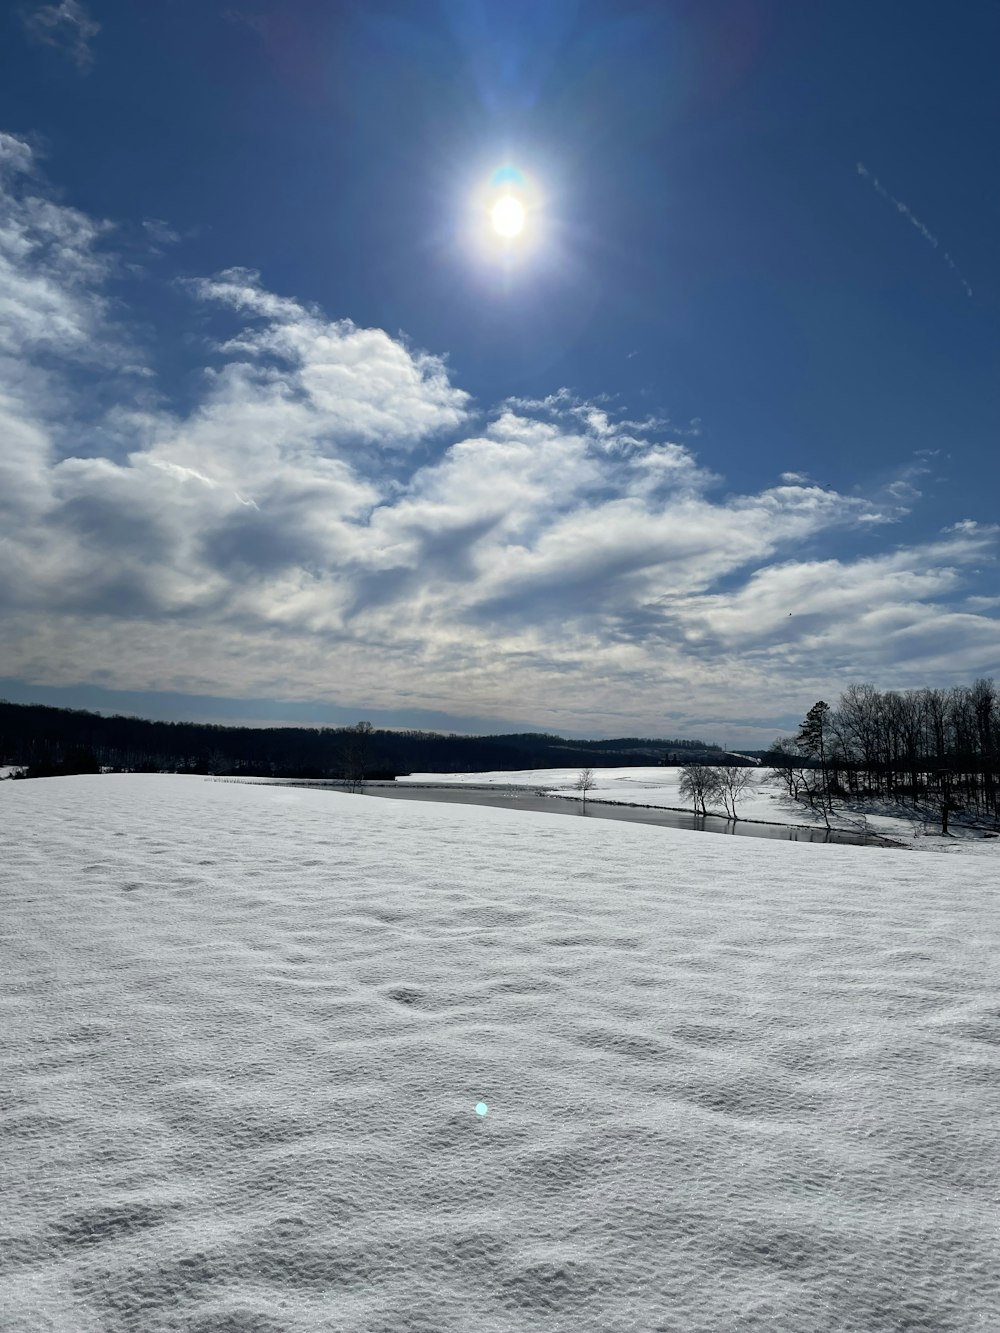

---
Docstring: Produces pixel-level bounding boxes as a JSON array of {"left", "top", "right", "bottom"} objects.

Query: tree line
[
  {"left": 0, "top": 701, "right": 722, "bottom": 781},
  {"left": 766, "top": 679, "right": 1000, "bottom": 832}
]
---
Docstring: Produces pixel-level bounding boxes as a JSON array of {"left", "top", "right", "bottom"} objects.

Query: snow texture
[{"left": 2, "top": 774, "right": 999, "bottom": 1332}]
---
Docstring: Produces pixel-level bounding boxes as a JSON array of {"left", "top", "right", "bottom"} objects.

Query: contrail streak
[{"left": 857, "top": 162, "right": 972, "bottom": 297}]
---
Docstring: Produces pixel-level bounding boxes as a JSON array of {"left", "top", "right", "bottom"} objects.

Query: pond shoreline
[{"left": 226, "top": 777, "right": 902, "bottom": 848}]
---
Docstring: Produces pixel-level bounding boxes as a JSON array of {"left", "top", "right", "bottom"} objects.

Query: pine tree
[
  {"left": 796, "top": 701, "right": 829, "bottom": 760},
  {"left": 796, "top": 701, "right": 831, "bottom": 812}
]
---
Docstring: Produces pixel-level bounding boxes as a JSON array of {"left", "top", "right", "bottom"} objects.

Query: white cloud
[
  {"left": 0, "top": 134, "right": 112, "bottom": 361},
  {"left": 142, "top": 217, "right": 181, "bottom": 253},
  {"left": 21, "top": 0, "right": 99, "bottom": 71},
  {"left": 189, "top": 268, "right": 470, "bottom": 449},
  {"left": 0, "top": 133, "right": 997, "bottom": 739},
  {"left": 0, "top": 135, "right": 34, "bottom": 174}
]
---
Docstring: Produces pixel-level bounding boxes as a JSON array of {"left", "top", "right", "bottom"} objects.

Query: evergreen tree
[
  {"left": 796, "top": 701, "right": 832, "bottom": 812},
  {"left": 796, "top": 701, "right": 830, "bottom": 762}
]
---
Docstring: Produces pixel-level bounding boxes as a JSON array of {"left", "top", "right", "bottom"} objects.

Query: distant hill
[{"left": 0, "top": 700, "right": 725, "bottom": 779}]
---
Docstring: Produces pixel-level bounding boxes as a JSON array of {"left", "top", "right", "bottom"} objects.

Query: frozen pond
[{"left": 259, "top": 779, "right": 886, "bottom": 846}]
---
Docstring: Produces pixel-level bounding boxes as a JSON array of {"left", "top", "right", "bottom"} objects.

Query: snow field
[{"left": 2, "top": 774, "right": 999, "bottom": 1332}]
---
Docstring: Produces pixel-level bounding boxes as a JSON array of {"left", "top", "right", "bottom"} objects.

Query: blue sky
[{"left": 1, "top": 0, "right": 997, "bottom": 745}]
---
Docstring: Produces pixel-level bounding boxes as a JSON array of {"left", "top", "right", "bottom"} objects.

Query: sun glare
[
  {"left": 491, "top": 194, "right": 525, "bottom": 238},
  {"left": 465, "top": 162, "right": 544, "bottom": 265}
]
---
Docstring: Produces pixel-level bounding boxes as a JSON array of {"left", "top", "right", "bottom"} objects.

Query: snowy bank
[{"left": 398, "top": 766, "right": 1000, "bottom": 856}]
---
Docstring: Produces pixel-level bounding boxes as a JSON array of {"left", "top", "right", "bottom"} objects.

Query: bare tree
[
  {"left": 715, "top": 765, "right": 755, "bottom": 820},
  {"left": 837, "top": 683, "right": 881, "bottom": 797},
  {"left": 971, "top": 677, "right": 998, "bottom": 817},
  {"left": 575, "top": 767, "right": 597, "bottom": 807},
  {"left": 342, "top": 720, "right": 374, "bottom": 792},
  {"left": 764, "top": 737, "right": 800, "bottom": 798},
  {"left": 205, "top": 747, "right": 228, "bottom": 776},
  {"left": 678, "top": 764, "right": 720, "bottom": 816},
  {"left": 827, "top": 678, "right": 999, "bottom": 827}
]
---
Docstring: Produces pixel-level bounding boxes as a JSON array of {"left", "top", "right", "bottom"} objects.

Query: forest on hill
[{"left": 0, "top": 701, "right": 722, "bottom": 781}]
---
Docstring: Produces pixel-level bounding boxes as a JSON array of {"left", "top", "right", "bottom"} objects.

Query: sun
[
  {"left": 491, "top": 193, "right": 526, "bottom": 238},
  {"left": 464, "top": 162, "right": 546, "bottom": 267}
]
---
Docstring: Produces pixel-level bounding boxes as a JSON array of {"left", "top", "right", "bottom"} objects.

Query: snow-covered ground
[
  {"left": 398, "top": 766, "right": 1000, "bottom": 856},
  {"left": 4, "top": 774, "right": 999, "bottom": 1332}
]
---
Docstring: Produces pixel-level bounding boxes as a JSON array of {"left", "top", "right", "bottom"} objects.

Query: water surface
[{"left": 262, "top": 780, "right": 885, "bottom": 846}]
